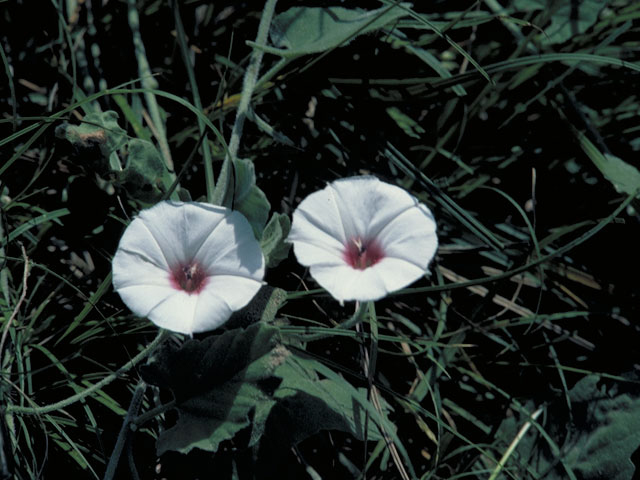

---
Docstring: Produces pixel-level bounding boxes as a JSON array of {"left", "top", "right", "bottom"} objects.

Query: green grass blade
[
  {"left": 171, "top": 0, "right": 215, "bottom": 201},
  {"left": 385, "top": 143, "right": 505, "bottom": 251},
  {"left": 127, "top": 0, "right": 173, "bottom": 176},
  {"left": 386, "top": 1, "right": 494, "bottom": 85},
  {"left": 399, "top": 191, "right": 635, "bottom": 295},
  {"left": 3, "top": 209, "right": 69, "bottom": 247},
  {"left": 0, "top": 41, "right": 17, "bottom": 129}
]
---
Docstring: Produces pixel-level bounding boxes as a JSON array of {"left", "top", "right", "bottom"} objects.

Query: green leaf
[
  {"left": 490, "top": 374, "right": 640, "bottom": 480},
  {"left": 118, "top": 138, "right": 173, "bottom": 203},
  {"left": 143, "top": 321, "right": 393, "bottom": 457},
  {"left": 227, "top": 158, "right": 271, "bottom": 238},
  {"left": 260, "top": 212, "right": 292, "bottom": 268},
  {"left": 269, "top": 3, "right": 411, "bottom": 56},
  {"left": 224, "top": 285, "right": 287, "bottom": 330},
  {"left": 55, "top": 110, "right": 127, "bottom": 173},
  {"left": 142, "top": 322, "right": 281, "bottom": 455},
  {"left": 562, "top": 376, "right": 640, "bottom": 480},
  {"left": 574, "top": 127, "right": 640, "bottom": 196},
  {"left": 54, "top": 110, "right": 180, "bottom": 203},
  {"left": 594, "top": 153, "right": 640, "bottom": 197},
  {"left": 268, "top": 353, "right": 393, "bottom": 445},
  {"left": 513, "top": 0, "right": 610, "bottom": 45}
]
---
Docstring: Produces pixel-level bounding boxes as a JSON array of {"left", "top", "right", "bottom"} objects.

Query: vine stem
[
  {"left": 360, "top": 302, "right": 411, "bottom": 480},
  {"left": 103, "top": 380, "right": 147, "bottom": 480},
  {"left": 227, "top": 0, "right": 278, "bottom": 162},
  {"left": 0, "top": 245, "right": 29, "bottom": 358},
  {"left": 130, "top": 398, "right": 176, "bottom": 428},
  {"left": 213, "top": 0, "right": 278, "bottom": 205},
  {"left": 5, "top": 330, "right": 169, "bottom": 416}
]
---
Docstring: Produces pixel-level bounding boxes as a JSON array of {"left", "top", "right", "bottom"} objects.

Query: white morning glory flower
[
  {"left": 288, "top": 176, "right": 438, "bottom": 302},
  {"left": 112, "top": 201, "right": 265, "bottom": 335}
]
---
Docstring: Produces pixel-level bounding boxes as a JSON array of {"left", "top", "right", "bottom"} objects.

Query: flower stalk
[{"left": 212, "top": 0, "right": 278, "bottom": 206}]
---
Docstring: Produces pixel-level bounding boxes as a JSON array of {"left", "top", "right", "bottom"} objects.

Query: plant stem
[
  {"left": 228, "top": 0, "right": 278, "bottom": 162},
  {"left": 127, "top": 0, "right": 175, "bottom": 178},
  {"left": 103, "top": 380, "right": 147, "bottom": 480},
  {"left": 131, "top": 399, "right": 176, "bottom": 428},
  {"left": 488, "top": 407, "right": 544, "bottom": 480},
  {"left": 5, "top": 330, "right": 169, "bottom": 416},
  {"left": 0, "top": 246, "right": 30, "bottom": 359},
  {"left": 212, "top": 0, "right": 278, "bottom": 205}
]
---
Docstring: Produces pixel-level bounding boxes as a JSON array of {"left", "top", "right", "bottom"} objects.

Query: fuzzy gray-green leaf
[{"left": 260, "top": 212, "right": 291, "bottom": 268}]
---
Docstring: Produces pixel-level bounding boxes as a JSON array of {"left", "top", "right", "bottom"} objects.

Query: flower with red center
[
  {"left": 112, "top": 201, "right": 265, "bottom": 335},
  {"left": 288, "top": 176, "right": 438, "bottom": 302}
]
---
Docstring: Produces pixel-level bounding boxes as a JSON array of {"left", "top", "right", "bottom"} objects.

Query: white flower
[
  {"left": 112, "top": 201, "right": 265, "bottom": 335},
  {"left": 288, "top": 176, "right": 438, "bottom": 302}
]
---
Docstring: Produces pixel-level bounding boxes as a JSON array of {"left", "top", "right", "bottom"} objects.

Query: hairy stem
[{"left": 5, "top": 330, "right": 169, "bottom": 416}]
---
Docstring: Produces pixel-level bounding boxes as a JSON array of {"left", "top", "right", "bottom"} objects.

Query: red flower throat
[
  {"left": 170, "top": 261, "right": 208, "bottom": 294},
  {"left": 343, "top": 237, "right": 384, "bottom": 270}
]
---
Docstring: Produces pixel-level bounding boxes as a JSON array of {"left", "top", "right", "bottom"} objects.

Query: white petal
[
  {"left": 290, "top": 239, "right": 345, "bottom": 269},
  {"left": 376, "top": 203, "right": 438, "bottom": 268},
  {"left": 114, "top": 276, "right": 263, "bottom": 335},
  {"left": 308, "top": 258, "right": 428, "bottom": 302},
  {"left": 194, "top": 210, "right": 265, "bottom": 279},
  {"left": 329, "top": 176, "right": 420, "bottom": 240},
  {"left": 113, "top": 213, "right": 171, "bottom": 272},
  {"left": 144, "top": 290, "right": 201, "bottom": 335},
  {"left": 185, "top": 276, "right": 263, "bottom": 334},
  {"left": 135, "top": 201, "right": 229, "bottom": 267},
  {"left": 112, "top": 248, "right": 171, "bottom": 290},
  {"left": 115, "top": 284, "right": 191, "bottom": 331},
  {"left": 190, "top": 290, "right": 234, "bottom": 334},
  {"left": 204, "top": 275, "right": 263, "bottom": 310},
  {"left": 289, "top": 183, "right": 350, "bottom": 245},
  {"left": 369, "top": 257, "right": 428, "bottom": 294},
  {"left": 308, "top": 264, "right": 388, "bottom": 302}
]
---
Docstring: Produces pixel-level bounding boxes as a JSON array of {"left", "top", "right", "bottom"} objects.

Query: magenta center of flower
[
  {"left": 343, "top": 237, "right": 385, "bottom": 270},
  {"left": 169, "top": 261, "right": 209, "bottom": 294}
]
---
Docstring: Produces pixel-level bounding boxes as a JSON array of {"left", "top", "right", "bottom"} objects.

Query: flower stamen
[
  {"left": 344, "top": 237, "right": 384, "bottom": 270},
  {"left": 170, "top": 261, "right": 208, "bottom": 294}
]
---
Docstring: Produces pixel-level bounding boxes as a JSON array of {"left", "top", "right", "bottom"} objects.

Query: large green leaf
[
  {"left": 491, "top": 374, "right": 640, "bottom": 479},
  {"left": 224, "top": 286, "right": 287, "bottom": 330},
  {"left": 268, "top": 353, "right": 393, "bottom": 445},
  {"left": 143, "top": 321, "right": 393, "bottom": 456},
  {"left": 590, "top": 152, "right": 640, "bottom": 197},
  {"left": 269, "top": 4, "right": 411, "bottom": 56},
  {"left": 142, "top": 322, "right": 280, "bottom": 454}
]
